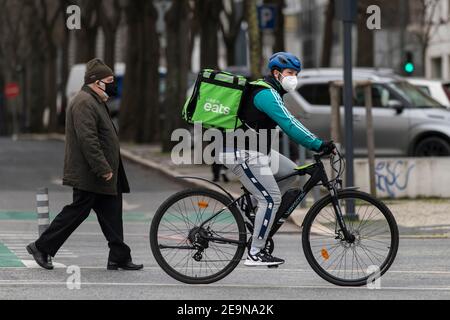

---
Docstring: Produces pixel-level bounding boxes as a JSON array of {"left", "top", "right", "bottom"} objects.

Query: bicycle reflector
[
  {"left": 321, "top": 248, "right": 330, "bottom": 260},
  {"left": 198, "top": 201, "right": 209, "bottom": 209}
]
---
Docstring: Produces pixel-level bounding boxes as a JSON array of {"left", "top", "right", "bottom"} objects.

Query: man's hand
[
  {"left": 103, "top": 172, "right": 113, "bottom": 181},
  {"left": 319, "top": 141, "right": 337, "bottom": 155}
]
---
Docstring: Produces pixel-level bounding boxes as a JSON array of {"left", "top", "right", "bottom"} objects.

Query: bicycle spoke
[
  {"left": 153, "top": 192, "right": 245, "bottom": 282},
  {"left": 307, "top": 194, "right": 396, "bottom": 283}
]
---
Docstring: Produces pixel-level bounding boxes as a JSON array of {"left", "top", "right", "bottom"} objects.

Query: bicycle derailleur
[{"left": 188, "top": 227, "right": 210, "bottom": 262}]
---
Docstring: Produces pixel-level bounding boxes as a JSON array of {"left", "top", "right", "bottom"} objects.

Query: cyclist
[{"left": 218, "top": 52, "right": 336, "bottom": 267}]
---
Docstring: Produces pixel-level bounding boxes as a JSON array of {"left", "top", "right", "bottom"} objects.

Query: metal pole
[
  {"left": 364, "top": 84, "right": 377, "bottom": 197},
  {"left": 36, "top": 188, "right": 52, "bottom": 263},
  {"left": 343, "top": 18, "right": 356, "bottom": 219}
]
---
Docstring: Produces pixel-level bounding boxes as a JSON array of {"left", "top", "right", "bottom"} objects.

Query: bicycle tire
[
  {"left": 302, "top": 190, "right": 399, "bottom": 287},
  {"left": 150, "top": 188, "right": 247, "bottom": 284}
]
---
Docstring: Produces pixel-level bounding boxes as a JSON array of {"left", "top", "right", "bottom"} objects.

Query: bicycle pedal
[{"left": 267, "top": 265, "right": 279, "bottom": 269}]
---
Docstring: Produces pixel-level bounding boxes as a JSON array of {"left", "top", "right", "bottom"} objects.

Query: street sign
[
  {"left": 258, "top": 5, "right": 277, "bottom": 30},
  {"left": 5, "top": 83, "right": 20, "bottom": 99}
]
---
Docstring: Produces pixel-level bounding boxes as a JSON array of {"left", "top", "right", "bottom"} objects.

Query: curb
[{"left": 119, "top": 148, "right": 227, "bottom": 193}]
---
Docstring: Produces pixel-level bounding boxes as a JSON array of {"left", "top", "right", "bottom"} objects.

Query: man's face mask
[{"left": 99, "top": 80, "right": 118, "bottom": 97}]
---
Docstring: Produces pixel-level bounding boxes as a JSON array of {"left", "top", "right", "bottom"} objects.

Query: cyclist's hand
[{"left": 319, "top": 141, "right": 337, "bottom": 155}]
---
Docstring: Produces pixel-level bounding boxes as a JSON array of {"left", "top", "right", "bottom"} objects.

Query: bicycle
[{"left": 150, "top": 150, "right": 399, "bottom": 286}]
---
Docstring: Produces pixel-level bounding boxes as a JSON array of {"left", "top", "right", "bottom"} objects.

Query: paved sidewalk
[{"left": 122, "top": 143, "right": 450, "bottom": 237}]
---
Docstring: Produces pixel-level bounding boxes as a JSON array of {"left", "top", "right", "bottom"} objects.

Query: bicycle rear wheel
[
  {"left": 150, "top": 189, "right": 247, "bottom": 284},
  {"left": 302, "top": 190, "right": 399, "bottom": 287}
]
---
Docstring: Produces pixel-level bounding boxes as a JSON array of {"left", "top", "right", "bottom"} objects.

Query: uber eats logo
[{"left": 204, "top": 98, "right": 230, "bottom": 115}]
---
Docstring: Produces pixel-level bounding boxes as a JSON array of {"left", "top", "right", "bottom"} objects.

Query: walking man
[{"left": 27, "top": 58, "right": 143, "bottom": 271}]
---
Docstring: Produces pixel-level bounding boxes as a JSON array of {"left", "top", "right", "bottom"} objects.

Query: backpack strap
[{"left": 249, "top": 79, "right": 273, "bottom": 90}]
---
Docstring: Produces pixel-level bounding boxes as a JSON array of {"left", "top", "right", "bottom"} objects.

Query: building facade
[{"left": 425, "top": 0, "right": 450, "bottom": 80}]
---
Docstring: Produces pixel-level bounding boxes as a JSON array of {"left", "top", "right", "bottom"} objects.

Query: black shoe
[
  {"left": 244, "top": 250, "right": 284, "bottom": 267},
  {"left": 26, "top": 242, "right": 54, "bottom": 270},
  {"left": 221, "top": 173, "right": 229, "bottom": 183},
  {"left": 107, "top": 260, "right": 144, "bottom": 271}
]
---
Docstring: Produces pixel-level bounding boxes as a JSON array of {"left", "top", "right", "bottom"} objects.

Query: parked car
[
  {"left": 407, "top": 78, "right": 450, "bottom": 109},
  {"left": 283, "top": 68, "right": 450, "bottom": 157}
]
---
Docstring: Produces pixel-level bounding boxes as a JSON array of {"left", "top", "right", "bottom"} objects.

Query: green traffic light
[{"left": 404, "top": 62, "right": 415, "bottom": 73}]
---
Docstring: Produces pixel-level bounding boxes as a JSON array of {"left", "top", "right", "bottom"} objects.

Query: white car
[{"left": 407, "top": 78, "right": 450, "bottom": 109}]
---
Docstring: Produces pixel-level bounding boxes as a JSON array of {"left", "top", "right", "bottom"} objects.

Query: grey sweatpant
[{"left": 218, "top": 149, "right": 298, "bottom": 250}]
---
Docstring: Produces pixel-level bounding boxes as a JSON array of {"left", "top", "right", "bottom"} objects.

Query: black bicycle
[{"left": 150, "top": 150, "right": 399, "bottom": 286}]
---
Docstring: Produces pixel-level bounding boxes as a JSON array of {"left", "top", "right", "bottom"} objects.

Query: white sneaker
[{"left": 244, "top": 250, "right": 285, "bottom": 267}]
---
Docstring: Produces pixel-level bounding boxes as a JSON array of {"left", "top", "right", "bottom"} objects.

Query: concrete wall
[{"left": 324, "top": 158, "right": 450, "bottom": 199}]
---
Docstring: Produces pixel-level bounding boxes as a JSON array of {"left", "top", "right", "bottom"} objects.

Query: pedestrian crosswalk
[{"left": 0, "top": 233, "right": 78, "bottom": 260}]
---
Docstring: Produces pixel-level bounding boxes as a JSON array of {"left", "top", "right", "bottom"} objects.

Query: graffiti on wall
[{"left": 375, "top": 161, "right": 415, "bottom": 197}]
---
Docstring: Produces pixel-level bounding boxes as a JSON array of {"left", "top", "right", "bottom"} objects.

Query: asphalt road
[{"left": 1, "top": 138, "right": 450, "bottom": 300}]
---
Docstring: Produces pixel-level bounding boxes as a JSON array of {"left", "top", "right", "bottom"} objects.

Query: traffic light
[{"left": 403, "top": 51, "right": 415, "bottom": 75}]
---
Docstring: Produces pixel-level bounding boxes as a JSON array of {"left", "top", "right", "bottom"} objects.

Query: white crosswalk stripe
[{"left": 0, "top": 233, "right": 78, "bottom": 260}]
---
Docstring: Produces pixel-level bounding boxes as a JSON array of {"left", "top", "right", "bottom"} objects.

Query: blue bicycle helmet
[{"left": 268, "top": 52, "right": 302, "bottom": 72}]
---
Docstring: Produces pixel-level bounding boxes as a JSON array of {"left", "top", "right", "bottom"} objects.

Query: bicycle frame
[
  {"left": 196, "top": 153, "right": 356, "bottom": 246},
  {"left": 273, "top": 155, "right": 355, "bottom": 241}
]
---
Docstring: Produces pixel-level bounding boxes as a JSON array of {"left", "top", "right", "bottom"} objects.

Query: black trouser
[{"left": 35, "top": 188, "right": 131, "bottom": 263}]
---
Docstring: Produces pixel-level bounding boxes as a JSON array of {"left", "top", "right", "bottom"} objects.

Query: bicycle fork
[{"left": 329, "top": 186, "right": 355, "bottom": 243}]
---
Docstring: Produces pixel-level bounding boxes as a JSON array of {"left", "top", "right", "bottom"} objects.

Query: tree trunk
[
  {"left": 198, "top": 0, "right": 222, "bottom": 69},
  {"left": 103, "top": 31, "right": 116, "bottom": 68},
  {"left": 75, "top": 29, "right": 98, "bottom": 63},
  {"left": 421, "top": 43, "right": 427, "bottom": 77},
  {"left": 45, "top": 45, "right": 58, "bottom": 132},
  {"left": 220, "top": 0, "right": 245, "bottom": 67},
  {"left": 120, "top": 0, "right": 160, "bottom": 143},
  {"left": 272, "top": 0, "right": 285, "bottom": 52},
  {"left": 0, "top": 64, "right": 6, "bottom": 136},
  {"left": 58, "top": 27, "right": 70, "bottom": 131},
  {"left": 99, "top": 0, "right": 122, "bottom": 68},
  {"left": 188, "top": 3, "right": 199, "bottom": 71},
  {"left": 120, "top": 2, "right": 142, "bottom": 142},
  {"left": 321, "top": 0, "right": 334, "bottom": 67},
  {"left": 161, "top": 0, "right": 190, "bottom": 152},
  {"left": 246, "top": 0, "right": 262, "bottom": 79},
  {"left": 140, "top": 0, "right": 160, "bottom": 143},
  {"left": 225, "top": 41, "right": 237, "bottom": 66},
  {"left": 74, "top": 1, "right": 99, "bottom": 63},
  {"left": 356, "top": 1, "right": 374, "bottom": 67},
  {"left": 27, "top": 52, "right": 46, "bottom": 133}
]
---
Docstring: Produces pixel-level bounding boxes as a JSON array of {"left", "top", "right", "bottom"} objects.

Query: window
[
  {"left": 298, "top": 84, "right": 336, "bottom": 105},
  {"left": 298, "top": 83, "right": 391, "bottom": 107},
  {"left": 431, "top": 57, "right": 443, "bottom": 79},
  {"left": 416, "top": 85, "right": 431, "bottom": 96},
  {"left": 354, "top": 85, "right": 392, "bottom": 108},
  {"left": 387, "top": 81, "right": 443, "bottom": 108}
]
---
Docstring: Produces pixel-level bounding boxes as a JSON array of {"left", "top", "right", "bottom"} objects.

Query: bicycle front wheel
[
  {"left": 150, "top": 189, "right": 247, "bottom": 284},
  {"left": 302, "top": 190, "right": 399, "bottom": 287}
]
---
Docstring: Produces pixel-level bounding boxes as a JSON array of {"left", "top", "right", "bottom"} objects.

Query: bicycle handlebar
[{"left": 313, "top": 148, "right": 338, "bottom": 161}]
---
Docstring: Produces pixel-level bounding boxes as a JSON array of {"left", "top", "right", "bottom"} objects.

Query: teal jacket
[{"left": 253, "top": 87, "right": 323, "bottom": 151}]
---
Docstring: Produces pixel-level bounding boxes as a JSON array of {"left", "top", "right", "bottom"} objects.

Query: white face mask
[{"left": 279, "top": 74, "right": 298, "bottom": 92}]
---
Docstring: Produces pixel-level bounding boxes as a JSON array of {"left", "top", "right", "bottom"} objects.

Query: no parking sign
[{"left": 258, "top": 5, "right": 277, "bottom": 30}]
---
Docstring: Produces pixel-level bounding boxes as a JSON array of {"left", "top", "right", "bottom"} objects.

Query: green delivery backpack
[{"left": 182, "top": 69, "right": 249, "bottom": 130}]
